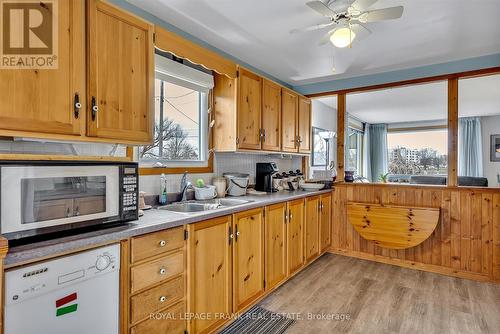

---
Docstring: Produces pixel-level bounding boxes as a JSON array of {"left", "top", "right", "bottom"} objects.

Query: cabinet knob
[
  {"left": 159, "top": 268, "right": 166, "bottom": 275},
  {"left": 159, "top": 240, "right": 166, "bottom": 247},
  {"left": 236, "top": 231, "right": 241, "bottom": 236},
  {"left": 159, "top": 296, "right": 167, "bottom": 303}
]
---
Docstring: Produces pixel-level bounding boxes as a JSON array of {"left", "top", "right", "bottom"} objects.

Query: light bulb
[{"left": 330, "top": 27, "right": 356, "bottom": 48}]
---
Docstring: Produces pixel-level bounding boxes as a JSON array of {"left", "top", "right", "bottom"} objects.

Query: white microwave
[{"left": 0, "top": 161, "right": 138, "bottom": 242}]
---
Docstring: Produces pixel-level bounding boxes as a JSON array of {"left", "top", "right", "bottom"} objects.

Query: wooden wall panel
[{"left": 331, "top": 184, "right": 500, "bottom": 283}]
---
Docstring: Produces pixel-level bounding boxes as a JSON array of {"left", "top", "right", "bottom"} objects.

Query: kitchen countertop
[{"left": 5, "top": 189, "right": 332, "bottom": 267}]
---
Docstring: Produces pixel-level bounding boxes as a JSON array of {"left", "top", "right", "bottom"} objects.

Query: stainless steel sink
[{"left": 158, "top": 198, "right": 252, "bottom": 213}]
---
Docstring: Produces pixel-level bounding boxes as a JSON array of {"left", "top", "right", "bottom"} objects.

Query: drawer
[
  {"left": 130, "top": 300, "right": 186, "bottom": 334},
  {"left": 131, "top": 250, "right": 184, "bottom": 293},
  {"left": 131, "top": 227, "right": 185, "bottom": 263},
  {"left": 130, "top": 275, "right": 184, "bottom": 324}
]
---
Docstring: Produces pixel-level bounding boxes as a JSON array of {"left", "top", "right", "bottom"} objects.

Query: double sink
[{"left": 158, "top": 198, "right": 252, "bottom": 213}]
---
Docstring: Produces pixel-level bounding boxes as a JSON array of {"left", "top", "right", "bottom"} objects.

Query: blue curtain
[
  {"left": 365, "top": 123, "right": 388, "bottom": 182},
  {"left": 362, "top": 124, "right": 372, "bottom": 181},
  {"left": 458, "top": 117, "right": 483, "bottom": 177}
]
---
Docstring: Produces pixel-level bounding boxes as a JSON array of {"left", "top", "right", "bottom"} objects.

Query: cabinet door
[
  {"left": 188, "top": 216, "right": 232, "bottom": 334},
  {"left": 305, "top": 196, "right": 320, "bottom": 263},
  {"left": 0, "top": 0, "right": 85, "bottom": 137},
  {"left": 237, "top": 68, "right": 262, "bottom": 150},
  {"left": 281, "top": 89, "right": 298, "bottom": 153},
  {"left": 264, "top": 203, "right": 287, "bottom": 291},
  {"left": 261, "top": 79, "right": 281, "bottom": 151},
  {"left": 287, "top": 199, "right": 304, "bottom": 275},
  {"left": 320, "top": 192, "right": 332, "bottom": 253},
  {"left": 233, "top": 208, "right": 264, "bottom": 311},
  {"left": 298, "top": 97, "right": 312, "bottom": 153},
  {"left": 88, "top": 0, "right": 154, "bottom": 143}
]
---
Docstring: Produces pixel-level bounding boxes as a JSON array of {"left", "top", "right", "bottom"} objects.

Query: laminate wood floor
[{"left": 259, "top": 253, "right": 500, "bottom": 334}]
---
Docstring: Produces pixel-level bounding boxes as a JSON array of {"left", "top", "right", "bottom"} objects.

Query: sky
[{"left": 387, "top": 129, "right": 448, "bottom": 155}]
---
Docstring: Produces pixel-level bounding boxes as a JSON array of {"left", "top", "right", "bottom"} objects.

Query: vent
[{"left": 23, "top": 267, "right": 48, "bottom": 278}]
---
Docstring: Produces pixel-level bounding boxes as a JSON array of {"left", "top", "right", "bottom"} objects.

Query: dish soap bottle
[{"left": 159, "top": 173, "right": 168, "bottom": 205}]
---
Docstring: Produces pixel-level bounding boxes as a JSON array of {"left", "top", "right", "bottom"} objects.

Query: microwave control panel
[{"left": 120, "top": 166, "right": 138, "bottom": 221}]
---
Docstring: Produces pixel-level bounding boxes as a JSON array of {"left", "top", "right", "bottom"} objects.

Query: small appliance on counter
[
  {"left": 223, "top": 173, "right": 249, "bottom": 196},
  {"left": 255, "top": 162, "right": 279, "bottom": 192},
  {"left": 0, "top": 160, "right": 139, "bottom": 243},
  {"left": 212, "top": 176, "right": 227, "bottom": 198}
]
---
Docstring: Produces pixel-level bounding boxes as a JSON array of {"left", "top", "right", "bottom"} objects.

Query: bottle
[{"left": 159, "top": 173, "right": 167, "bottom": 205}]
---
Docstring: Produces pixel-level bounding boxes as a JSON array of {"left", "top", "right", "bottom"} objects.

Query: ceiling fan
[{"left": 291, "top": 0, "right": 404, "bottom": 48}]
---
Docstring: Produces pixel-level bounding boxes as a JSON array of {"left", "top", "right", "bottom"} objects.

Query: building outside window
[{"left": 387, "top": 129, "right": 448, "bottom": 177}]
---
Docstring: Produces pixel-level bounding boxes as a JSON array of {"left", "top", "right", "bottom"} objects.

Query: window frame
[{"left": 128, "top": 85, "right": 214, "bottom": 176}]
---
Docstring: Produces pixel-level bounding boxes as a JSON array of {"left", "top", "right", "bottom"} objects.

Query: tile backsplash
[
  {"left": 214, "top": 152, "right": 302, "bottom": 184},
  {"left": 138, "top": 152, "right": 302, "bottom": 195}
]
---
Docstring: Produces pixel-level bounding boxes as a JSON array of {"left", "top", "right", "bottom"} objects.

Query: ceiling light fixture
[{"left": 330, "top": 27, "right": 356, "bottom": 48}]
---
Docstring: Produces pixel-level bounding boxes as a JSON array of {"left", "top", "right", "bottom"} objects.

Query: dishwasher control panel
[{"left": 5, "top": 244, "right": 120, "bottom": 306}]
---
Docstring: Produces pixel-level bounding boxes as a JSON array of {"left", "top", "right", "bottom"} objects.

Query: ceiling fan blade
[
  {"left": 364, "top": 6, "right": 404, "bottom": 22},
  {"left": 350, "top": 23, "right": 371, "bottom": 41},
  {"left": 350, "top": 0, "right": 378, "bottom": 12},
  {"left": 306, "top": 1, "right": 337, "bottom": 18},
  {"left": 290, "top": 22, "right": 335, "bottom": 34}
]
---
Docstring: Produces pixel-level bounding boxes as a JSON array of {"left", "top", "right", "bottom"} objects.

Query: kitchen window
[
  {"left": 138, "top": 53, "right": 213, "bottom": 169},
  {"left": 346, "top": 128, "right": 363, "bottom": 175}
]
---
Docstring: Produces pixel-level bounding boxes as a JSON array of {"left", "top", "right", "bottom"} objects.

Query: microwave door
[{"left": 1, "top": 166, "right": 119, "bottom": 235}]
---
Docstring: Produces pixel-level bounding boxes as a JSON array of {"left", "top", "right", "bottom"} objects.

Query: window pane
[
  {"left": 458, "top": 74, "right": 500, "bottom": 188},
  {"left": 346, "top": 81, "right": 448, "bottom": 184},
  {"left": 387, "top": 130, "right": 448, "bottom": 178},
  {"left": 140, "top": 79, "right": 206, "bottom": 163}
]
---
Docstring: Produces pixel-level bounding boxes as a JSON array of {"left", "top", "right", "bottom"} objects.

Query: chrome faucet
[{"left": 180, "top": 172, "right": 192, "bottom": 202}]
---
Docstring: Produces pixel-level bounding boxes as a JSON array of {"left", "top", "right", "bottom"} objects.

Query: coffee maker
[{"left": 255, "top": 162, "right": 279, "bottom": 192}]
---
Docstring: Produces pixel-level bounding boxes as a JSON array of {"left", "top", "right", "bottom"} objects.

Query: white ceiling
[
  {"left": 315, "top": 74, "right": 500, "bottom": 123},
  {"left": 127, "top": 0, "right": 500, "bottom": 86}
]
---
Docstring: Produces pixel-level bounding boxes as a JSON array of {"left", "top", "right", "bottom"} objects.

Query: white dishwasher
[{"left": 4, "top": 244, "right": 120, "bottom": 334}]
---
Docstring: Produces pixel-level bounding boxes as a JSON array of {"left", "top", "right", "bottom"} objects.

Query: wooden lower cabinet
[
  {"left": 130, "top": 300, "right": 186, "bottom": 334},
  {"left": 319, "top": 192, "right": 332, "bottom": 253},
  {"left": 184, "top": 195, "right": 330, "bottom": 334},
  {"left": 287, "top": 199, "right": 305, "bottom": 275},
  {"left": 305, "top": 196, "right": 320, "bottom": 263},
  {"left": 187, "top": 216, "right": 232, "bottom": 334},
  {"left": 123, "top": 227, "right": 187, "bottom": 334},
  {"left": 264, "top": 203, "right": 287, "bottom": 291},
  {"left": 232, "top": 208, "right": 265, "bottom": 311}
]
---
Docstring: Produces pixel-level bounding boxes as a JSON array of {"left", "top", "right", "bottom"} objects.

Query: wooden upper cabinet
[
  {"left": 87, "top": 0, "right": 154, "bottom": 144},
  {"left": 188, "top": 216, "right": 232, "bottom": 334},
  {"left": 305, "top": 195, "right": 320, "bottom": 263},
  {"left": 232, "top": 208, "right": 264, "bottom": 311},
  {"left": 261, "top": 79, "right": 281, "bottom": 151},
  {"left": 237, "top": 68, "right": 262, "bottom": 150},
  {"left": 287, "top": 199, "right": 304, "bottom": 275},
  {"left": 264, "top": 203, "right": 287, "bottom": 291},
  {"left": 320, "top": 192, "right": 332, "bottom": 253},
  {"left": 0, "top": 0, "right": 85, "bottom": 137},
  {"left": 281, "top": 88, "right": 299, "bottom": 153},
  {"left": 298, "top": 97, "right": 312, "bottom": 153}
]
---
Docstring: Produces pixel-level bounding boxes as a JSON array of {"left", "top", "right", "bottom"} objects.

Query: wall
[
  {"left": 332, "top": 183, "right": 500, "bottom": 283},
  {"left": 215, "top": 152, "right": 302, "bottom": 185},
  {"left": 138, "top": 153, "right": 302, "bottom": 195},
  {"left": 310, "top": 100, "right": 337, "bottom": 178},
  {"left": 481, "top": 115, "right": 500, "bottom": 187}
]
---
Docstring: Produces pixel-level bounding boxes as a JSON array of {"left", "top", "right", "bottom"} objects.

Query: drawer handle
[
  {"left": 159, "top": 240, "right": 166, "bottom": 247},
  {"left": 159, "top": 296, "right": 167, "bottom": 303},
  {"left": 159, "top": 268, "right": 166, "bottom": 275}
]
